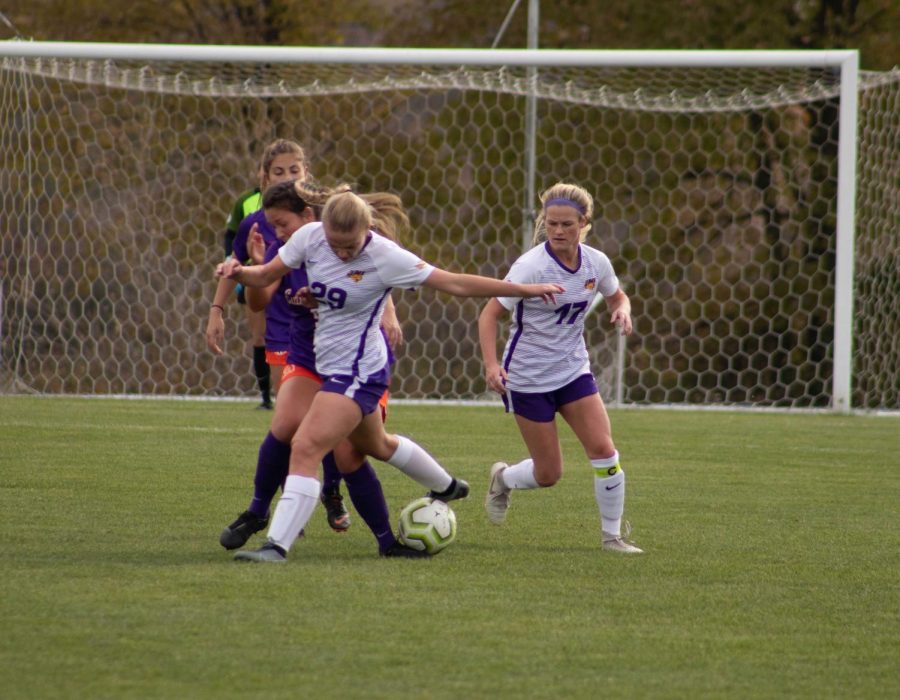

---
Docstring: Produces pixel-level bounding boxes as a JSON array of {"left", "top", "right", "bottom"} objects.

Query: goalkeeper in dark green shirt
[{"left": 209, "top": 139, "right": 309, "bottom": 408}]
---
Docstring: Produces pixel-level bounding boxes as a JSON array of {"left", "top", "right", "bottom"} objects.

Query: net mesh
[{"left": 1, "top": 54, "right": 897, "bottom": 408}]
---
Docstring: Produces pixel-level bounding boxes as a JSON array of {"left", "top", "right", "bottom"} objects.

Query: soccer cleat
[
  {"left": 485, "top": 462, "right": 511, "bottom": 525},
  {"left": 321, "top": 488, "right": 351, "bottom": 532},
  {"left": 428, "top": 478, "right": 470, "bottom": 503},
  {"left": 602, "top": 522, "right": 644, "bottom": 554},
  {"left": 233, "top": 540, "right": 287, "bottom": 563},
  {"left": 219, "top": 510, "right": 269, "bottom": 550},
  {"left": 379, "top": 541, "right": 432, "bottom": 559},
  {"left": 256, "top": 399, "right": 274, "bottom": 410},
  {"left": 602, "top": 535, "right": 644, "bottom": 553}
]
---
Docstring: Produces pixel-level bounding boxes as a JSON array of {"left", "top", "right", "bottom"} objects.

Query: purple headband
[{"left": 544, "top": 197, "right": 586, "bottom": 214}]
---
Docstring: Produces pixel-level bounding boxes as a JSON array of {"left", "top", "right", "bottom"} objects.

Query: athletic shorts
[
  {"left": 283, "top": 364, "right": 389, "bottom": 421},
  {"left": 265, "top": 350, "right": 288, "bottom": 366},
  {"left": 320, "top": 371, "right": 390, "bottom": 419},
  {"left": 503, "top": 373, "right": 598, "bottom": 423}
]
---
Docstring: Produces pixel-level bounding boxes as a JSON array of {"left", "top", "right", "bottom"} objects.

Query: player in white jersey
[
  {"left": 216, "top": 190, "right": 564, "bottom": 562},
  {"left": 479, "top": 182, "right": 643, "bottom": 553}
]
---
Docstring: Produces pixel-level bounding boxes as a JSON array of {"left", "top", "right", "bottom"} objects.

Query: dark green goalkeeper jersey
[{"left": 223, "top": 187, "right": 263, "bottom": 258}]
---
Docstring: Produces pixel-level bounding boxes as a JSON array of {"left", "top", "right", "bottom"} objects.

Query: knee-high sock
[
  {"left": 501, "top": 458, "right": 539, "bottom": 489},
  {"left": 592, "top": 452, "right": 625, "bottom": 536},
  {"left": 253, "top": 345, "right": 270, "bottom": 402},
  {"left": 386, "top": 435, "right": 453, "bottom": 493},
  {"left": 343, "top": 462, "right": 396, "bottom": 552},
  {"left": 321, "top": 452, "right": 343, "bottom": 493},
  {"left": 248, "top": 432, "right": 291, "bottom": 518},
  {"left": 267, "top": 474, "right": 321, "bottom": 551}
]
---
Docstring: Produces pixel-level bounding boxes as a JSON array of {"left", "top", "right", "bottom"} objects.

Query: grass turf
[{"left": 1, "top": 396, "right": 898, "bottom": 699}]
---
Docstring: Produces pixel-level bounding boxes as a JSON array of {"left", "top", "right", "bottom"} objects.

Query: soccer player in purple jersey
[
  {"left": 239, "top": 212, "right": 289, "bottom": 391},
  {"left": 479, "top": 182, "right": 643, "bottom": 553},
  {"left": 216, "top": 191, "right": 564, "bottom": 562},
  {"left": 206, "top": 139, "right": 308, "bottom": 409},
  {"left": 219, "top": 180, "right": 425, "bottom": 557}
]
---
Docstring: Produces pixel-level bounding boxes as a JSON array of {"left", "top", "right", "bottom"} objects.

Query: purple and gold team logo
[
  {"left": 347, "top": 270, "right": 365, "bottom": 282},
  {"left": 584, "top": 278, "right": 596, "bottom": 290}
]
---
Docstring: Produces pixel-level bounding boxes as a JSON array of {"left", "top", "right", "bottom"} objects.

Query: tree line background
[{"left": 7, "top": 0, "right": 898, "bottom": 71}]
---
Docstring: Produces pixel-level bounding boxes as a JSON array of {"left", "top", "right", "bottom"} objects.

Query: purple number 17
[{"left": 553, "top": 300, "right": 588, "bottom": 325}]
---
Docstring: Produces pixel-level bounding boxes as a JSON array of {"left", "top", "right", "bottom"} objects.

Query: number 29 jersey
[
  {"left": 278, "top": 222, "right": 434, "bottom": 380},
  {"left": 497, "top": 241, "right": 620, "bottom": 393}
]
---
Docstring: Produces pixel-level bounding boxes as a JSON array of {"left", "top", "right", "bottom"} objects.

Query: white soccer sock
[
  {"left": 267, "top": 474, "right": 321, "bottom": 551},
  {"left": 502, "top": 458, "right": 539, "bottom": 490},
  {"left": 387, "top": 435, "right": 453, "bottom": 492},
  {"left": 592, "top": 452, "right": 625, "bottom": 536}
]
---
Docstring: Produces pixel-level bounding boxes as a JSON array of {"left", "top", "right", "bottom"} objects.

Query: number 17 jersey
[{"left": 497, "top": 241, "right": 620, "bottom": 393}]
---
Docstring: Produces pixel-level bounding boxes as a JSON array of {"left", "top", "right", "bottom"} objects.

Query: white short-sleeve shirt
[
  {"left": 279, "top": 222, "right": 434, "bottom": 379},
  {"left": 497, "top": 241, "right": 619, "bottom": 393}
]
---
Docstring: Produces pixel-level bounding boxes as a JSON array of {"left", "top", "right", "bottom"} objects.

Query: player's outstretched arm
[
  {"left": 423, "top": 269, "right": 563, "bottom": 304},
  {"left": 478, "top": 298, "right": 509, "bottom": 395},
  {"left": 216, "top": 257, "right": 289, "bottom": 288}
]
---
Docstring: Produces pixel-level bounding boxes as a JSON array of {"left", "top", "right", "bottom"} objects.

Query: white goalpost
[{"left": 1, "top": 42, "right": 897, "bottom": 412}]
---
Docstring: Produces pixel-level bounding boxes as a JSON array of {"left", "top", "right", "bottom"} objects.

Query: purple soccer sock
[
  {"left": 343, "top": 461, "right": 397, "bottom": 552},
  {"left": 321, "top": 452, "right": 343, "bottom": 493},
  {"left": 247, "top": 432, "right": 291, "bottom": 518}
]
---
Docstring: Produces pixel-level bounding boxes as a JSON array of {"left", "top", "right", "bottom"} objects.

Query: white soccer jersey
[
  {"left": 279, "top": 222, "right": 434, "bottom": 379},
  {"left": 497, "top": 241, "right": 620, "bottom": 393}
]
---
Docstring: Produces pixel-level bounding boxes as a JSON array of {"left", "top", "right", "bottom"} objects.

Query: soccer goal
[{"left": 1, "top": 43, "right": 896, "bottom": 412}]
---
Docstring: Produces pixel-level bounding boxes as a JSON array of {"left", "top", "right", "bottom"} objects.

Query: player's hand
[
  {"left": 216, "top": 259, "right": 242, "bottom": 280},
  {"left": 610, "top": 308, "right": 632, "bottom": 335},
  {"left": 297, "top": 286, "right": 319, "bottom": 309},
  {"left": 484, "top": 364, "right": 508, "bottom": 395},
  {"left": 525, "top": 283, "right": 564, "bottom": 304},
  {"left": 381, "top": 316, "right": 403, "bottom": 349},
  {"left": 248, "top": 223, "right": 265, "bottom": 265},
  {"left": 205, "top": 313, "right": 225, "bottom": 355}
]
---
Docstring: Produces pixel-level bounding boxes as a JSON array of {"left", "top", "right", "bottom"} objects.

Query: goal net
[{"left": 1, "top": 46, "right": 897, "bottom": 410}]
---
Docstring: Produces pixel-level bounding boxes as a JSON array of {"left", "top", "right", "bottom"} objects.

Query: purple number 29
[{"left": 310, "top": 282, "right": 348, "bottom": 310}]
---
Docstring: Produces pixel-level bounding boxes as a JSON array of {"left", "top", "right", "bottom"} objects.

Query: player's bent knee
[
  {"left": 289, "top": 434, "right": 328, "bottom": 461},
  {"left": 351, "top": 431, "right": 396, "bottom": 462},
  {"left": 534, "top": 465, "right": 562, "bottom": 487},
  {"left": 586, "top": 443, "right": 616, "bottom": 461},
  {"left": 271, "top": 422, "right": 298, "bottom": 443},
  {"left": 362, "top": 440, "right": 394, "bottom": 462}
]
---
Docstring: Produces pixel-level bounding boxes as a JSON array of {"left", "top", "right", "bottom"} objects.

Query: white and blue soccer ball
[{"left": 397, "top": 497, "right": 458, "bottom": 555}]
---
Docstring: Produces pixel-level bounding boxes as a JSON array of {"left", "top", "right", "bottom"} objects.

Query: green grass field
[{"left": 1, "top": 396, "right": 898, "bottom": 699}]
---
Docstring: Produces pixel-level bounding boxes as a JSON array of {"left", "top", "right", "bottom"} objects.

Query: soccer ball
[{"left": 397, "top": 496, "right": 458, "bottom": 555}]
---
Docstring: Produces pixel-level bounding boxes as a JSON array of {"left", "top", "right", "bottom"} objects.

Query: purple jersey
[
  {"left": 261, "top": 240, "right": 317, "bottom": 368},
  {"left": 232, "top": 210, "right": 278, "bottom": 263}
]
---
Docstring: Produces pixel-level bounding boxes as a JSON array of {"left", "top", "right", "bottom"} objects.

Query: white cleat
[
  {"left": 602, "top": 532, "right": 644, "bottom": 554},
  {"left": 485, "top": 462, "right": 511, "bottom": 524},
  {"left": 233, "top": 540, "right": 287, "bottom": 563}
]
